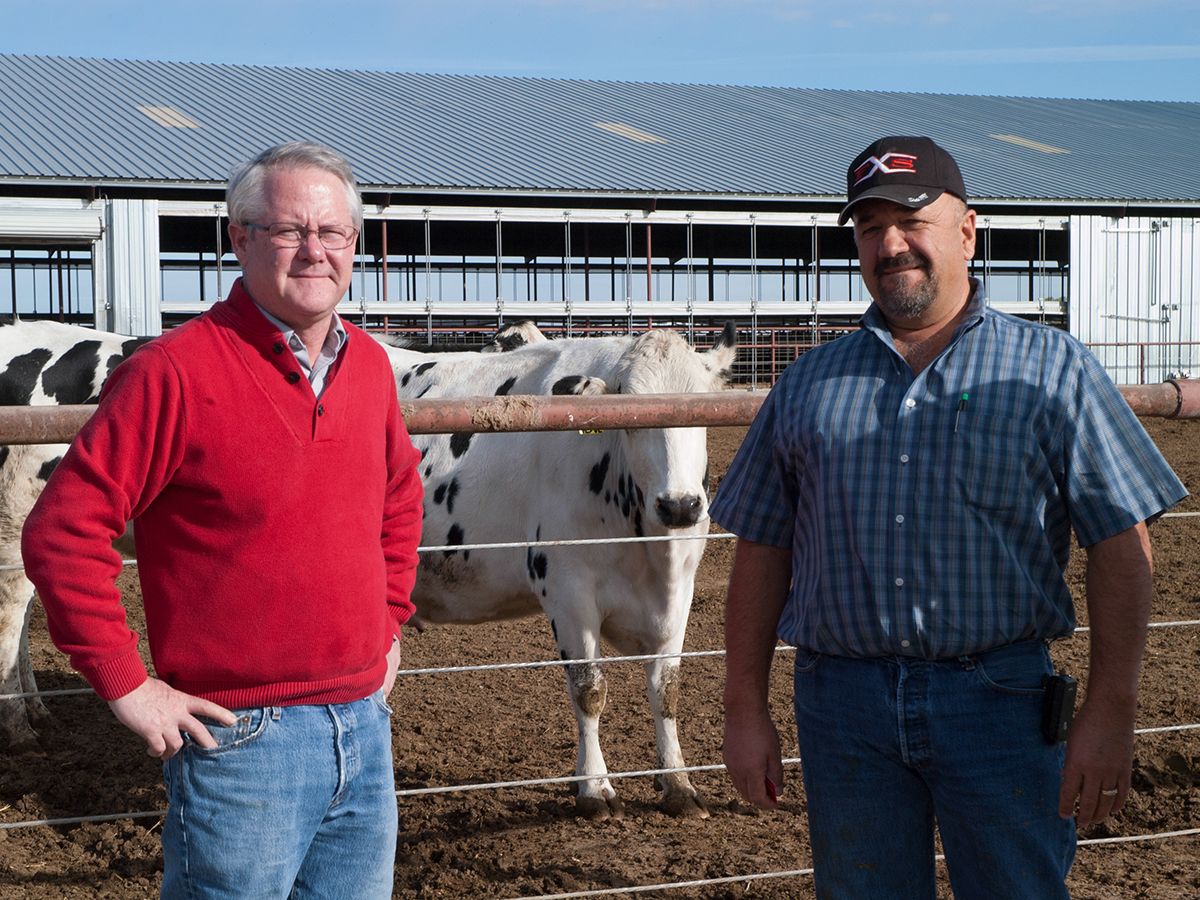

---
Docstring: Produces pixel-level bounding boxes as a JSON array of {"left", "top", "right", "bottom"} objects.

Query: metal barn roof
[{"left": 2, "top": 53, "right": 1198, "bottom": 206}]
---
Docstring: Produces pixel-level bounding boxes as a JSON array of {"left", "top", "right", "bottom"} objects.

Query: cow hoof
[
  {"left": 28, "top": 703, "right": 52, "bottom": 731},
  {"left": 575, "top": 794, "right": 625, "bottom": 821},
  {"left": 660, "top": 789, "right": 710, "bottom": 819},
  {"left": 0, "top": 726, "right": 42, "bottom": 754}
]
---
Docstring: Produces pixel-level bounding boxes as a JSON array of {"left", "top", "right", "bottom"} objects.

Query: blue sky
[{"left": 4, "top": 0, "right": 1200, "bottom": 101}]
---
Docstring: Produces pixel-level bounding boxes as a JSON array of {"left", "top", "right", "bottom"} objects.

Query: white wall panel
[
  {"left": 101, "top": 199, "right": 161, "bottom": 336},
  {"left": 0, "top": 202, "right": 103, "bottom": 242},
  {"left": 1070, "top": 215, "right": 1200, "bottom": 383}
]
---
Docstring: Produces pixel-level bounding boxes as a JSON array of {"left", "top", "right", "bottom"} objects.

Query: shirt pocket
[{"left": 951, "top": 416, "right": 1033, "bottom": 515}]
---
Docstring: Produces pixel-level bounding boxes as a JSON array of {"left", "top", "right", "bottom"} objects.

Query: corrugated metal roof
[{"left": 1, "top": 53, "right": 1198, "bottom": 205}]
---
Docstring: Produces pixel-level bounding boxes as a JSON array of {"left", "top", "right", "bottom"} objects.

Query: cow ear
[
  {"left": 705, "top": 322, "right": 737, "bottom": 375},
  {"left": 716, "top": 321, "right": 737, "bottom": 350},
  {"left": 551, "top": 374, "right": 610, "bottom": 396}
]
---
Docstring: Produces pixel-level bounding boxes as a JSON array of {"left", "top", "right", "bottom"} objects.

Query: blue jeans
[
  {"left": 792, "top": 640, "right": 1076, "bottom": 900},
  {"left": 161, "top": 690, "right": 397, "bottom": 899}
]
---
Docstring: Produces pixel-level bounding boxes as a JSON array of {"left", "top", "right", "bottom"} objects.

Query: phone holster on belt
[{"left": 1041, "top": 673, "right": 1077, "bottom": 744}]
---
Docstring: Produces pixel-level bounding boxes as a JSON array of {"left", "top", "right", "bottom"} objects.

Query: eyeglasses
[{"left": 245, "top": 222, "right": 359, "bottom": 250}]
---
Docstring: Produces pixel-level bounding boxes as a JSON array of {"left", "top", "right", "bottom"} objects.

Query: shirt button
[
  {"left": 317, "top": 404, "right": 325, "bottom": 416},
  {"left": 272, "top": 343, "right": 285, "bottom": 355},
  {"left": 894, "top": 577, "right": 904, "bottom": 587},
  {"left": 286, "top": 372, "right": 301, "bottom": 384},
  {"left": 905, "top": 398, "right": 917, "bottom": 409},
  {"left": 895, "top": 514, "right": 905, "bottom": 524},
  {"left": 900, "top": 454, "right": 910, "bottom": 463},
  {"left": 900, "top": 639, "right": 911, "bottom": 648}
]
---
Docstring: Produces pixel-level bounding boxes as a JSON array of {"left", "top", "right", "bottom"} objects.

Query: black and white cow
[
  {"left": 382, "top": 324, "right": 736, "bottom": 819},
  {"left": 0, "top": 320, "right": 148, "bottom": 750},
  {"left": 0, "top": 318, "right": 735, "bottom": 823}
]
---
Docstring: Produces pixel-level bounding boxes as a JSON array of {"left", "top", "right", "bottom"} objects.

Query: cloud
[
  {"left": 519, "top": 0, "right": 770, "bottom": 8},
  {"left": 1029, "top": 0, "right": 1200, "bottom": 15},
  {"left": 781, "top": 44, "right": 1200, "bottom": 67},
  {"left": 506, "top": 0, "right": 817, "bottom": 17},
  {"left": 551, "top": 0, "right": 1200, "bottom": 21},
  {"left": 917, "top": 44, "right": 1200, "bottom": 65}
]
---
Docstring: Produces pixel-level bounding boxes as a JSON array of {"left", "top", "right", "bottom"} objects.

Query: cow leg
[
  {"left": 19, "top": 582, "right": 50, "bottom": 729},
  {"left": 565, "top": 656, "right": 623, "bottom": 820},
  {"left": 552, "top": 618, "right": 622, "bottom": 820},
  {"left": 0, "top": 573, "right": 42, "bottom": 751},
  {"left": 646, "top": 656, "right": 709, "bottom": 818}
]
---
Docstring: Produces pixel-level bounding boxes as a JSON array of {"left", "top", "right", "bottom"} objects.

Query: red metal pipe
[
  {"left": 1171, "top": 378, "right": 1200, "bottom": 418},
  {"left": 1, "top": 383, "right": 1195, "bottom": 446},
  {"left": 400, "top": 392, "right": 756, "bottom": 434}
]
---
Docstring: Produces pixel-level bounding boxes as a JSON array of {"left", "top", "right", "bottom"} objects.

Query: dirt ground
[{"left": 0, "top": 419, "right": 1197, "bottom": 899}]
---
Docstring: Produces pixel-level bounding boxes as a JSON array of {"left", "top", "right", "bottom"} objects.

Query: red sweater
[{"left": 21, "top": 281, "right": 423, "bottom": 707}]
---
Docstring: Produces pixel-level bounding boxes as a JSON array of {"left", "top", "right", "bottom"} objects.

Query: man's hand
[
  {"left": 723, "top": 538, "right": 791, "bottom": 811},
  {"left": 1060, "top": 522, "right": 1154, "bottom": 827},
  {"left": 723, "top": 706, "right": 784, "bottom": 809},
  {"left": 1058, "top": 696, "right": 1136, "bottom": 827},
  {"left": 381, "top": 636, "right": 402, "bottom": 696},
  {"left": 107, "top": 678, "right": 236, "bottom": 759}
]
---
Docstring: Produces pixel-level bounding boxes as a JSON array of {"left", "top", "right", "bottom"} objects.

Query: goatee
[{"left": 876, "top": 253, "right": 937, "bottom": 319}]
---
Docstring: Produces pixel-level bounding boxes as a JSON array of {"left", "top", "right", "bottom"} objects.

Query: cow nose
[{"left": 655, "top": 494, "right": 703, "bottom": 528}]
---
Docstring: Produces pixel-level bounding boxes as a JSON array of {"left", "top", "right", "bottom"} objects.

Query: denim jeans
[
  {"left": 161, "top": 690, "right": 398, "bottom": 899},
  {"left": 792, "top": 640, "right": 1076, "bottom": 900}
]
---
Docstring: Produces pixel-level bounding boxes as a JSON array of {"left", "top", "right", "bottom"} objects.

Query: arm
[
  {"left": 723, "top": 537, "right": 792, "bottom": 809},
  {"left": 1058, "top": 521, "right": 1152, "bottom": 826},
  {"left": 22, "top": 347, "right": 235, "bottom": 756},
  {"left": 382, "top": 637, "right": 402, "bottom": 696},
  {"left": 379, "top": 379, "right": 424, "bottom": 682}
]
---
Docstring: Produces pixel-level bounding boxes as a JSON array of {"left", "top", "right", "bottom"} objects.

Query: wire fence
[{"left": 1, "top": 408, "right": 1197, "bottom": 896}]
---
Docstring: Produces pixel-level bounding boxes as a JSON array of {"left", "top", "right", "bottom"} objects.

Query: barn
[
  {"left": 0, "top": 53, "right": 1198, "bottom": 898},
  {"left": 2, "top": 53, "right": 1199, "bottom": 383}
]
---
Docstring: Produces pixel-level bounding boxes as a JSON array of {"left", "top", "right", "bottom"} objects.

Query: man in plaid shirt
[{"left": 713, "top": 136, "right": 1186, "bottom": 899}]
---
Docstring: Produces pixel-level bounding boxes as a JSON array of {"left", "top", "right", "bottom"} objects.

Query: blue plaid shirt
[{"left": 711, "top": 280, "right": 1187, "bottom": 659}]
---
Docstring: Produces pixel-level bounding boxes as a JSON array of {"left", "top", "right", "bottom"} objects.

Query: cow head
[
  {"left": 484, "top": 321, "right": 548, "bottom": 352},
  {"left": 378, "top": 320, "right": 546, "bottom": 355},
  {"left": 609, "top": 324, "right": 736, "bottom": 530}
]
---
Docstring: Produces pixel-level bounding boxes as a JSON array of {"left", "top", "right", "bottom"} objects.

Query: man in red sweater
[{"left": 22, "top": 142, "right": 424, "bottom": 898}]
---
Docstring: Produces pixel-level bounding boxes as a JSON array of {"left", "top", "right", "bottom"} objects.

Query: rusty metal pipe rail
[{"left": 0, "top": 380, "right": 1198, "bottom": 445}]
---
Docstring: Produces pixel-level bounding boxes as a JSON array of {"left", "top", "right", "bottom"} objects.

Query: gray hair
[{"left": 227, "top": 141, "right": 363, "bottom": 229}]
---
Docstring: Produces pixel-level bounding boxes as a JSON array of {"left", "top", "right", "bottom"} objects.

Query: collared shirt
[
  {"left": 710, "top": 279, "right": 1187, "bottom": 659},
  {"left": 254, "top": 303, "right": 348, "bottom": 398}
]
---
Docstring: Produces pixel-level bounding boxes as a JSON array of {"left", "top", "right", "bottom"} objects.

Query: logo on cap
[{"left": 852, "top": 152, "right": 918, "bottom": 187}]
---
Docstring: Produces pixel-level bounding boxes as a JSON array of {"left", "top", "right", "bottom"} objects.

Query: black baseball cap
[{"left": 838, "top": 136, "right": 967, "bottom": 225}]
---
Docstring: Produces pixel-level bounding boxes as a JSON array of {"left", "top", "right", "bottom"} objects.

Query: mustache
[{"left": 876, "top": 252, "right": 928, "bottom": 277}]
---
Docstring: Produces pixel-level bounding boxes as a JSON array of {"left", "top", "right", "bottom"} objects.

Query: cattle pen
[
  {"left": 1, "top": 378, "right": 1200, "bottom": 443},
  {"left": 0, "top": 392, "right": 1198, "bottom": 899}
]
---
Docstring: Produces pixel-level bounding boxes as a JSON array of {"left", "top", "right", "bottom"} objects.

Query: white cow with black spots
[
  {"left": 0, "top": 320, "right": 148, "bottom": 750},
  {"left": 383, "top": 324, "right": 736, "bottom": 819}
]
